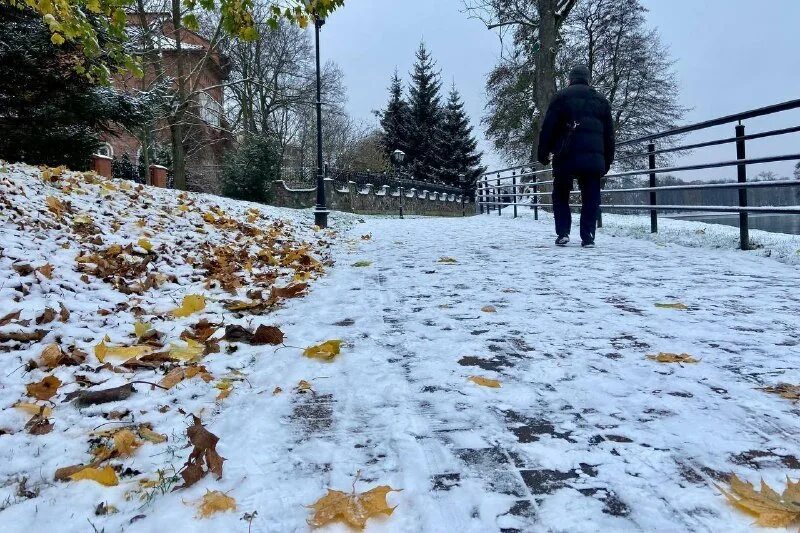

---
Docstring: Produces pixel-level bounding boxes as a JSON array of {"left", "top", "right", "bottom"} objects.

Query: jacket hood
[{"left": 568, "top": 65, "right": 591, "bottom": 85}]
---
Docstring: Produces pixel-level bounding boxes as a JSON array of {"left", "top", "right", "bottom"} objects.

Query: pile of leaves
[{"left": 0, "top": 161, "right": 335, "bottom": 524}]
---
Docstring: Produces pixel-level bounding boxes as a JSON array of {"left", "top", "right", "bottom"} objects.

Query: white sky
[{"left": 320, "top": 0, "right": 800, "bottom": 178}]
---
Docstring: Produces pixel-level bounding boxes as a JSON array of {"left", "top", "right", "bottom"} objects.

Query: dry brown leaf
[
  {"left": 272, "top": 386, "right": 283, "bottom": 395},
  {"left": 718, "top": 475, "right": 800, "bottom": 528},
  {"left": 40, "top": 343, "right": 63, "bottom": 369},
  {"left": 160, "top": 365, "right": 213, "bottom": 389},
  {"left": 26, "top": 375, "right": 61, "bottom": 401},
  {"left": 646, "top": 353, "right": 699, "bottom": 364},
  {"left": 308, "top": 484, "right": 399, "bottom": 529},
  {"left": 271, "top": 283, "right": 308, "bottom": 299},
  {"left": 469, "top": 376, "right": 502, "bottom": 388},
  {"left": 758, "top": 384, "right": 800, "bottom": 401},
  {"left": 196, "top": 490, "right": 237, "bottom": 518},
  {"left": 58, "top": 302, "right": 70, "bottom": 322},
  {"left": 481, "top": 305, "right": 497, "bottom": 313},
  {"left": 176, "top": 415, "right": 225, "bottom": 489},
  {"left": 36, "top": 263, "right": 55, "bottom": 279},
  {"left": 36, "top": 307, "right": 57, "bottom": 325},
  {"left": 253, "top": 325, "right": 284, "bottom": 345},
  {"left": 0, "top": 310, "right": 21, "bottom": 326},
  {"left": 25, "top": 410, "right": 53, "bottom": 435}
]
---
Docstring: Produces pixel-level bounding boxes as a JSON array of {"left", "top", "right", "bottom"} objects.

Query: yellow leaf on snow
[
  {"left": 197, "top": 490, "right": 237, "bottom": 518},
  {"left": 655, "top": 302, "right": 689, "bottom": 310},
  {"left": 169, "top": 339, "right": 206, "bottom": 362},
  {"left": 308, "top": 485, "right": 399, "bottom": 529},
  {"left": 172, "top": 295, "right": 206, "bottom": 318},
  {"left": 160, "top": 365, "right": 213, "bottom": 389},
  {"left": 134, "top": 321, "right": 152, "bottom": 339},
  {"left": 113, "top": 429, "right": 141, "bottom": 457},
  {"left": 296, "top": 380, "right": 314, "bottom": 392},
  {"left": 646, "top": 353, "right": 699, "bottom": 364},
  {"left": 215, "top": 380, "right": 233, "bottom": 401},
  {"left": 303, "top": 340, "right": 342, "bottom": 361},
  {"left": 469, "top": 376, "right": 502, "bottom": 388},
  {"left": 13, "top": 402, "right": 53, "bottom": 418},
  {"left": 137, "top": 238, "right": 153, "bottom": 252},
  {"left": 70, "top": 466, "right": 119, "bottom": 486},
  {"left": 94, "top": 341, "right": 156, "bottom": 363},
  {"left": 718, "top": 474, "right": 800, "bottom": 528}
]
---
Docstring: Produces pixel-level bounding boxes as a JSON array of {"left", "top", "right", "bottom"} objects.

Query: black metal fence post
[
  {"left": 648, "top": 143, "right": 658, "bottom": 233},
  {"left": 399, "top": 185, "right": 404, "bottom": 219},
  {"left": 512, "top": 170, "right": 518, "bottom": 218},
  {"left": 533, "top": 173, "right": 539, "bottom": 220},
  {"left": 736, "top": 123, "right": 749, "bottom": 250},
  {"left": 497, "top": 174, "right": 502, "bottom": 216}
]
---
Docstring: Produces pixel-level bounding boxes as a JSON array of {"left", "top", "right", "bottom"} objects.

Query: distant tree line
[{"left": 379, "top": 42, "right": 486, "bottom": 192}]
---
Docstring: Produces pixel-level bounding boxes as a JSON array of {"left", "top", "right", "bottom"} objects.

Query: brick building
[{"left": 101, "top": 13, "right": 230, "bottom": 193}]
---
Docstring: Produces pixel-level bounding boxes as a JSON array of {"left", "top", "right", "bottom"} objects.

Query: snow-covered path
[{"left": 176, "top": 214, "right": 800, "bottom": 533}]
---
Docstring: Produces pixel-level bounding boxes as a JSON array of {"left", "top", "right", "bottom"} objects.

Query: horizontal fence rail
[{"left": 476, "top": 98, "right": 800, "bottom": 249}]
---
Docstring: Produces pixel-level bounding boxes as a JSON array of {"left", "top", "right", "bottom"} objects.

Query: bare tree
[{"left": 473, "top": 0, "right": 685, "bottom": 166}]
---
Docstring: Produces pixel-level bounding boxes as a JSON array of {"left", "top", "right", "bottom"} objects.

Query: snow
[{"left": 2, "top": 161, "right": 800, "bottom": 532}]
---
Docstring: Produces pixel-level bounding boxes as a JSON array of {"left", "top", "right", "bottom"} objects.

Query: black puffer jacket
[{"left": 537, "top": 81, "right": 615, "bottom": 179}]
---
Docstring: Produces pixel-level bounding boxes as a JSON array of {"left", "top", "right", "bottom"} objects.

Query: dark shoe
[
  {"left": 555, "top": 236, "right": 570, "bottom": 247},
  {"left": 581, "top": 240, "right": 595, "bottom": 248}
]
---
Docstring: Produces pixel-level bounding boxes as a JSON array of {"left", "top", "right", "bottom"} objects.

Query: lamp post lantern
[{"left": 313, "top": 13, "right": 328, "bottom": 229}]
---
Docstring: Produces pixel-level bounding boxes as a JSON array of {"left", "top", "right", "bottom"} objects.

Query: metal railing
[
  {"left": 476, "top": 98, "right": 800, "bottom": 249},
  {"left": 328, "top": 168, "right": 463, "bottom": 197}
]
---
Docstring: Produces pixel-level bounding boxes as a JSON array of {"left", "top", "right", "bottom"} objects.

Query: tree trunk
[
  {"left": 533, "top": 0, "right": 560, "bottom": 156},
  {"left": 170, "top": 0, "right": 189, "bottom": 190}
]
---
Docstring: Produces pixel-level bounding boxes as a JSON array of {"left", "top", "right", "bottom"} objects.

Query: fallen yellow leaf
[
  {"left": 70, "top": 466, "right": 119, "bottom": 486},
  {"left": 134, "top": 321, "right": 152, "bottom": 338},
  {"left": 137, "top": 238, "right": 153, "bottom": 252},
  {"left": 718, "top": 475, "right": 800, "bottom": 528},
  {"left": 26, "top": 375, "right": 61, "bottom": 401},
  {"left": 646, "top": 353, "right": 699, "bottom": 364},
  {"left": 469, "top": 376, "right": 502, "bottom": 388},
  {"left": 197, "top": 490, "right": 237, "bottom": 518},
  {"left": 172, "top": 294, "right": 206, "bottom": 318},
  {"left": 303, "top": 340, "right": 342, "bottom": 361},
  {"left": 655, "top": 302, "right": 689, "bottom": 310},
  {"left": 308, "top": 485, "right": 399, "bottom": 529},
  {"left": 113, "top": 429, "right": 141, "bottom": 457},
  {"left": 169, "top": 339, "right": 205, "bottom": 362},
  {"left": 13, "top": 402, "right": 53, "bottom": 418}
]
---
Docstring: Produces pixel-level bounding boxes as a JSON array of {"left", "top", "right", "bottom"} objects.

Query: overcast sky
[{"left": 320, "top": 0, "right": 800, "bottom": 177}]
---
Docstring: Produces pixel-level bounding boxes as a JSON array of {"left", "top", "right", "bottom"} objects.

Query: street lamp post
[
  {"left": 459, "top": 173, "right": 466, "bottom": 217},
  {"left": 313, "top": 14, "right": 328, "bottom": 229},
  {"left": 391, "top": 150, "right": 406, "bottom": 219}
]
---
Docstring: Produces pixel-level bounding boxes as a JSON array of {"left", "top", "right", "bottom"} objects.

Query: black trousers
[{"left": 552, "top": 176, "right": 602, "bottom": 243}]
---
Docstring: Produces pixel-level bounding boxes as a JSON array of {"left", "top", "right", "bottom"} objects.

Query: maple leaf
[
  {"left": 196, "top": 490, "right": 237, "bottom": 518},
  {"left": 172, "top": 294, "right": 206, "bottom": 317},
  {"left": 758, "top": 384, "right": 800, "bottom": 401},
  {"left": 160, "top": 365, "right": 213, "bottom": 389},
  {"left": 308, "top": 484, "right": 399, "bottom": 530},
  {"left": 303, "top": 340, "right": 342, "bottom": 361},
  {"left": 26, "top": 375, "right": 61, "bottom": 400},
  {"left": 134, "top": 321, "right": 152, "bottom": 339},
  {"left": 469, "top": 376, "right": 502, "bottom": 388},
  {"left": 70, "top": 466, "right": 118, "bottom": 486},
  {"left": 176, "top": 415, "right": 225, "bottom": 489},
  {"left": 655, "top": 302, "right": 689, "bottom": 310},
  {"left": 646, "top": 353, "right": 699, "bottom": 364},
  {"left": 718, "top": 475, "right": 800, "bottom": 528}
]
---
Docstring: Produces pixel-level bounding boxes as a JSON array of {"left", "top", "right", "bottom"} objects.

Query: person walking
[{"left": 537, "top": 65, "right": 615, "bottom": 247}]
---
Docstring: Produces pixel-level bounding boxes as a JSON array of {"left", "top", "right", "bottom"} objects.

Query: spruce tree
[
  {"left": 379, "top": 70, "right": 411, "bottom": 161},
  {"left": 407, "top": 41, "right": 445, "bottom": 182},
  {"left": 440, "top": 85, "right": 485, "bottom": 192}
]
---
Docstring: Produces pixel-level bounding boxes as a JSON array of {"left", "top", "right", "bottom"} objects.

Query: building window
[
  {"left": 198, "top": 91, "right": 222, "bottom": 128},
  {"left": 97, "top": 143, "right": 114, "bottom": 157}
]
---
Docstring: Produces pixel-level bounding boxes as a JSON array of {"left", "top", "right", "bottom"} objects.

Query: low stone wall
[{"left": 271, "top": 179, "right": 472, "bottom": 217}]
